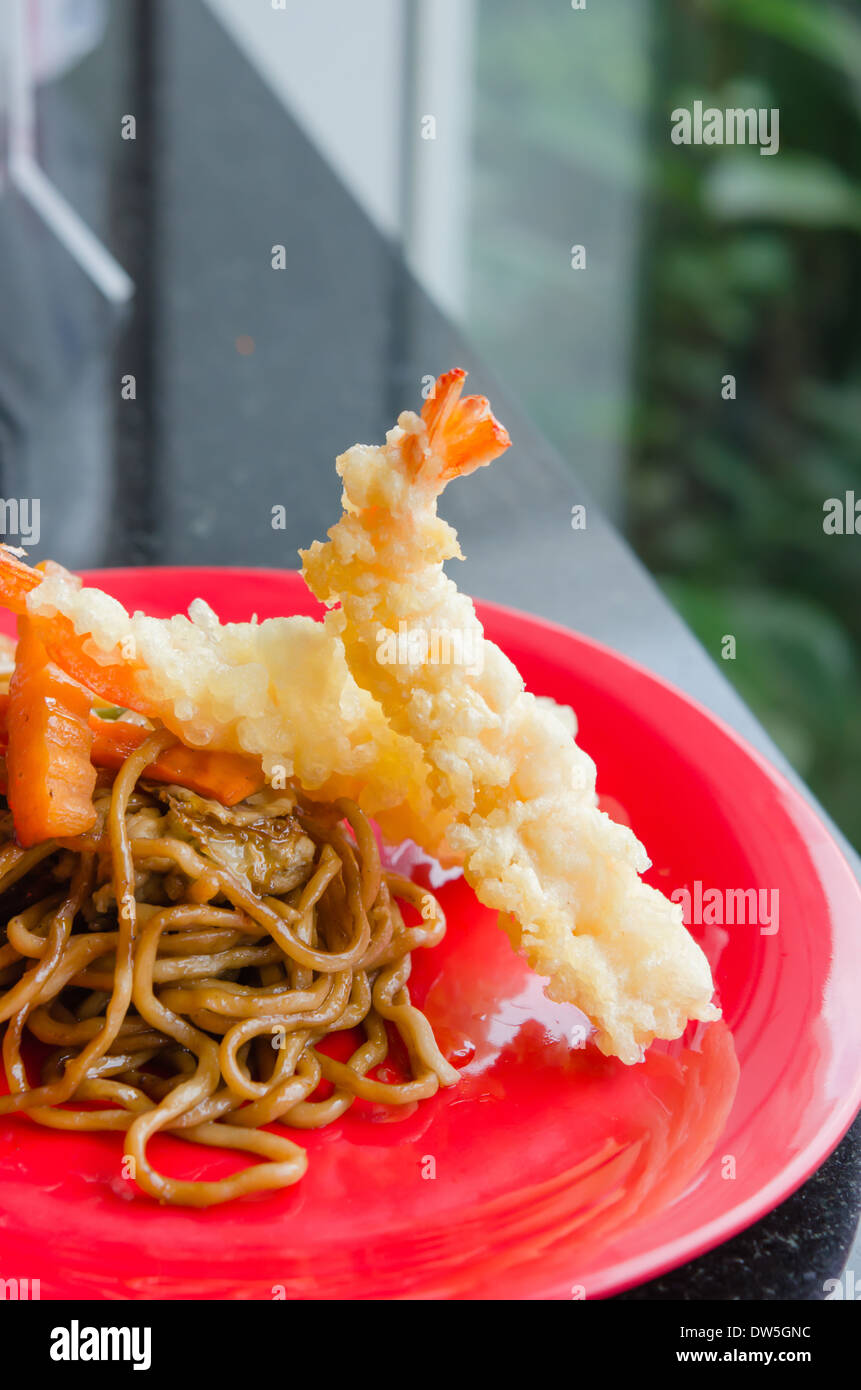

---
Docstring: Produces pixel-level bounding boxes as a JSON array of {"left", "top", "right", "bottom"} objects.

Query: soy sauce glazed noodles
[
  {"left": 0, "top": 369, "right": 719, "bottom": 1206},
  {"left": 0, "top": 721, "right": 456, "bottom": 1207}
]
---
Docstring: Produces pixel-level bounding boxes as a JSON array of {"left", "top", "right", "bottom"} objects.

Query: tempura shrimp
[
  {"left": 0, "top": 550, "right": 442, "bottom": 848},
  {"left": 302, "top": 370, "right": 719, "bottom": 1063}
]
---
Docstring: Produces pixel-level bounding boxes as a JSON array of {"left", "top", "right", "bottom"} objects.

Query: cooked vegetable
[
  {"left": 162, "top": 787, "right": 316, "bottom": 893},
  {"left": 87, "top": 719, "right": 265, "bottom": 806},
  {"left": 0, "top": 695, "right": 265, "bottom": 808},
  {"left": 5, "top": 618, "right": 97, "bottom": 847},
  {"left": 91, "top": 704, "right": 128, "bottom": 720},
  {"left": 37, "top": 619, "right": 156, "bottom": 715}
]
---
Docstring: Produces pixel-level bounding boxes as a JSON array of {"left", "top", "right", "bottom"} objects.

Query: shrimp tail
[
  {"left": 302, "top": 370, "right": 720, "bottom": 1065},
  {"left": 414, "top": 368, "right": 512, "bottom": 485}
]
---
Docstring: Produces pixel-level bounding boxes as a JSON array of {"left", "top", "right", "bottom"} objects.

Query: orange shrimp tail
[
  {"left": 0, "top": 548, "right": 157, "bottom": 718},
  {"left": 420, "top": 369, "right": 511, "bottom": 482},
  {"left": 0, "top": 546, "right": 42, "bottom": 614}
]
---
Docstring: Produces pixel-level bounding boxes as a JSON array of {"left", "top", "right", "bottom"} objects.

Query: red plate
[{"left": 0, "top": 568, "right": 858, "bottom": 1300}]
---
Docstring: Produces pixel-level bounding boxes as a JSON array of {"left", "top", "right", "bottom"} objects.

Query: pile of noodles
[{"left": 0, "top": 730, "right": 457, "bottom": 1206}]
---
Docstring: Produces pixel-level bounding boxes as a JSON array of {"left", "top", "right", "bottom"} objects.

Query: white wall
[{"left": 202, "top": 0, "right": 473, "bottom": 316}]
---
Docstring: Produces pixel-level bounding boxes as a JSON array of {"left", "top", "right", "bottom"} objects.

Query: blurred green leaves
[
  {"left": 632, "top": 0, "right": 861, "bottom": 845},
  {"left": 705, "top": 155, "right": 861, "bottom": 228},
  {"left": 471, "top": 0, "right": 860, "bottom": 845},
  {"left": 716, "top": 0, "right": 861, "bottom": 92},
  {"left": 663, "top": 579, "right": 860, "bottom": 830}
]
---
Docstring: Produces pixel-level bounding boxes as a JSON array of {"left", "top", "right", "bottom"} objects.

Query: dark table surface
[{"left": 0, "top": 0, "right": 857, "bottom": 1299}]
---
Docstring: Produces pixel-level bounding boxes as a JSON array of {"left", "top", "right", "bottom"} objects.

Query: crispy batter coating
[
  {"left": 24, "top": 569, "right": 447, "bottom": 850},
  {"left": 302, "top": 370, "right": 719, "bottom": 1062},
  {"left": 19, "top": 371, "right": 718, "bottom": 1063}
]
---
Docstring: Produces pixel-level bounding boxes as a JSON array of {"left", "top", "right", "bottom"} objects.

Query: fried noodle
[{"left": 0, "top": 729, "right": 457, "bottom": 1206}]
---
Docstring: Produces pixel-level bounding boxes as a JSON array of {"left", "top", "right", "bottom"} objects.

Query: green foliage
[
  {"left": 662, "top": 579, "right": 860, "bottom": 832},
  {"left": 471, "top": 0, "right": 861, "bottom": 845},
  {"left": 631, "top": 0, "right": 861, "bottom": 845},
  {"left": 705, "top": 155, "right": 861, "bottom": 228}
]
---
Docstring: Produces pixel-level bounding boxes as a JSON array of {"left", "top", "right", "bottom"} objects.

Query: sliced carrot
[
  {"left": 0, "top": 694, "right": 265, "bottom": 807},
  {"left": 32, "top": 614, "right": 157, "bottom": 717},
  {"left": 6, "top": 618, "right": 97, "bottom": 847},
  {"left": 87, "top": 717, "right": 266, "bottom": 806}
]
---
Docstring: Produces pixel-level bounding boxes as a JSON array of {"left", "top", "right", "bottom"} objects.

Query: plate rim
[{"left": 2, "top": 563, "right": 859, "bottom": 1298}]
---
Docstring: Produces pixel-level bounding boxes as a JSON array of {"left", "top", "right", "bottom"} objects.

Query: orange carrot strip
[
  {"left": 0, "top": 696, "right": 265, "bottom": 807},
  {"left": 34, "top": 615, "right": 157, "bottom": 717},
  {"left": 6, "top": 618, "right": 98, "bottom": 847},
  {"left": 88, "top": 718, "right": 265, "bottom": 806}
]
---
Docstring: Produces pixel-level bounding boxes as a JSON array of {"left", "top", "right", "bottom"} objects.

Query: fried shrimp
[
  {"left": 302, "top": 369, "right": 719, "bottom": 1063},
  {"left": 0, "top": 551, "right": 443, "bottom": 848},
  {"left": 0, "top": 370, "right": 720, "bottom": 1067}
]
